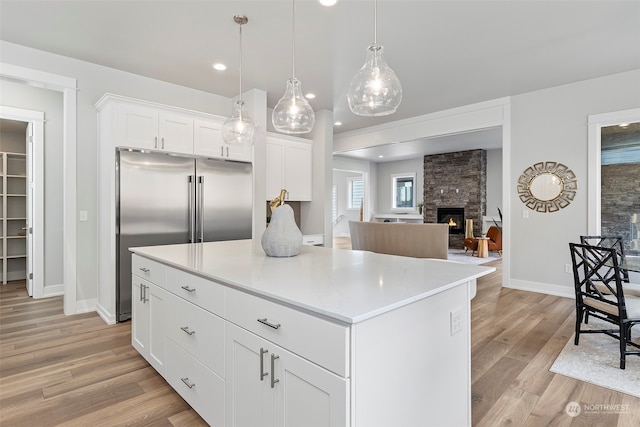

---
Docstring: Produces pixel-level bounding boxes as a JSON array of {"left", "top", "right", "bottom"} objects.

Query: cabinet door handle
[
  {"left": 139, "top": 283, "right": 144, "bottom": 302},
  {"left": 180, "top": 326, "right": 196, "bottom": 336},
  {"left": 181, "top": 285, "right": 196, "bottom": 293},
  {"left": 143, "top": 284, "right": 149, "bottom": 303},
  {"left": 181, "top": 377, "right": 196, "bottom": 389},
  {"left": 154, "top": 136, "right": 158, "bottom": 149},
  {"left": 139, "top": 267, "right": 150, "bottom": 273},
  {"left": 161, "top": 137, "right": 165, "bottom": 149},
  {"left": 257, "top": 318, "right": 281, "bottom": 330},
  {"left": 220, "top": 146, "right": 224, "bottom": 157},
  {"left": 260, "top": 347, "right": 269, "bottom": 381},
  {"left": 225, "top": 147, "right": 229, "bottom": 157},
  {"left": 270, "top": 354, "right": 279, "bottom": 388}
]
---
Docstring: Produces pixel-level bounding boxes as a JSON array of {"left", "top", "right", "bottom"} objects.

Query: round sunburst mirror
[{"left": 517, "top": 162, "right": 578, "bottom": 213}]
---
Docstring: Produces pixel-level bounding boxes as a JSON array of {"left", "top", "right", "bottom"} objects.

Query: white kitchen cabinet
[
  {"left": 194, "top": 119, "right": 252, "bottom": 162},
  {"left": 266, "top": 135, "right": 312, "bottom": 201},
  {"left": 131, "top": 276, "right": 167, "bottom": 376},
  {"left": 117, "top": 103, "right": 193, "bottom": 154},
  {"left": 226, "top": 323, "right": 348, "bottom": 427}
]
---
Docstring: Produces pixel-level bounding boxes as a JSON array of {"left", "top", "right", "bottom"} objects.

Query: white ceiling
[{"left": 1, "top": 0, "right": 639, "bottom": 162}]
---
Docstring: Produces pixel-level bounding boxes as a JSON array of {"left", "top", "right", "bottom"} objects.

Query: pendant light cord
[
  {"left": 374, "top": 0, "right": 378, "bottom": 45},
  {"left": 239, "top": 22, "right": 243, "bottom": 102},
  {"left": 291, "top": 0, "right": 296, "bottom": 79}
]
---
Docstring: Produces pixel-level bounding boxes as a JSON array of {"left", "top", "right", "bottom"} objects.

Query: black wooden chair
[
  {"left": 580, "top": 235, "right": 629, "bottom": 282},
  {"left": 569, "top": 243, "right": 640, "bottom": 369}
]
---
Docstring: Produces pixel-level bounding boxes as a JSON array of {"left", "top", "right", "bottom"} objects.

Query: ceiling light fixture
[
  {"left": 212, "top": 63, "right": 227, "bottom": 71},
  {"left": 346, "top": 0, "right": 402, "bottom": 116},
  {"left": 272, "top": 0, "right": 315, "bottom": 134},
  {"left": 319, "top": 0, "right": 338, "bottom": 6},
  {"left": 222, "top": 15, "right": 256, "bottom": 145}
]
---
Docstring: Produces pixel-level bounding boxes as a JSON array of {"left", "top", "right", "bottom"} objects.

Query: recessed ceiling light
[
  {"left": 212, "top": 63, "right": 227, "bottom": 71},
  {"left": 619, "top": 123, "right": 629, "bottom": 127},
  {"left": 334, "top": 121, "right": 342, "bottom": 126},
  {"left": 378, "top": 155, "right": 384, "bottom": 158},
  {"left": 305, "top": 93, "right": 316, "bottom": 99},
  {"left": 318, "top": 0, "right": 338, "bottom": 6}
]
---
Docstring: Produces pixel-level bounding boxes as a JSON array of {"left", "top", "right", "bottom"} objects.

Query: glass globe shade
[
  {"left": 222, "top": 100, "right": 256, "bottom": 145},
  {"left": 272, "top": 78, "right": 315, "bottom": 134},
  {"left": 347, "top": 44, "right": 402, "bottom": 116}
]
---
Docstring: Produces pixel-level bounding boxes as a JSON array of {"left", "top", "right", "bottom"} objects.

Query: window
[
  {"left": 391, "top": 173, "right": 416, "bottom": 211},
  {"left": 348, "top": 176, "right": 363, "bottom": 209}
]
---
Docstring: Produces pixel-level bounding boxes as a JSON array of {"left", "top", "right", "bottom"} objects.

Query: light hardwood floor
[{"left": 1, "top": 262, "right": 639, "bottom": 426}]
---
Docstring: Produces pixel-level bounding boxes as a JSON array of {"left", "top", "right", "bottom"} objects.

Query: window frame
[
  {"left": 347, "top": 176, "right": 364, "bottom": 210},
  {"left": 391, "top": 172, "right": 417, "bottom": 212}
]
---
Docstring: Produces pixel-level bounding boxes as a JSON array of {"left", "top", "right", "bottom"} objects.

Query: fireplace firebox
[{"left": 437, "top": 208, "right": 465, "bottom": 234}]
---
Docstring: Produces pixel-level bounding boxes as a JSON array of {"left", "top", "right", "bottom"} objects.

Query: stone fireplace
[{"left": 424, "top": 150, "right": 486, "bottom": 248}]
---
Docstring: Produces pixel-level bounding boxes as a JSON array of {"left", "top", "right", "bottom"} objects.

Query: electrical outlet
[
  {"left": 80, "top": 211, "right": 88, "bottom": 222},
  {"left": 565, "top": 263, "right": 572, "bottom": 274},
  {"left": 450, "top": 308, "right": 462, "bottom": 336}
]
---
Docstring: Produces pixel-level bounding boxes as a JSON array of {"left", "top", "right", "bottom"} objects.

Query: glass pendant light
[
  {"left": 347, "top": 0, "right": 402, "bottom": 116},
  {"left": 222, "top": 15, "right": 256, "bottom": 145},
  {"left": 272, "top": 0, "right": 315, "bottom": 134}
]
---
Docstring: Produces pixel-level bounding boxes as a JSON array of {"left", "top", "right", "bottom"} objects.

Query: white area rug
[
  {"left": 550, "top": 319, "right": 640, "bottom": 398},
  {"left": 447, "top": 248, "right": 501, "bottom": 265}
]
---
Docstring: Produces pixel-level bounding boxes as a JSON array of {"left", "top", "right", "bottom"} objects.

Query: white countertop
[{"left": 131, "top": 239, "right": 495, "bottom": 324}]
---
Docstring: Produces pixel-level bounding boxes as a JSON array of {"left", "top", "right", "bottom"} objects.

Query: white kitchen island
[{"left": 130, "top": 239, "right": 495, "bottom": 427}]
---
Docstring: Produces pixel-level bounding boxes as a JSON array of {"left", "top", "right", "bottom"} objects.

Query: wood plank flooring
[{"left": 1, "top": 261, "right": 639, "bottom": 426}]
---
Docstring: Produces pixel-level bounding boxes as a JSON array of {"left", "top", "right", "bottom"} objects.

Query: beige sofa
[{"left": 348, "top": 221, "right": 449, "bottom": 260}]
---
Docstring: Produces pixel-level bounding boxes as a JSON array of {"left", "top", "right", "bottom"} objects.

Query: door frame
[
  {"left": 0, "top": 107, "right": 44, "bottom": 297},
  {"left": 587, "top": 107, "right": 640, "bottom": 234},
  {"left": 0, "top": 62, "right": 77, "bottom": 312}
]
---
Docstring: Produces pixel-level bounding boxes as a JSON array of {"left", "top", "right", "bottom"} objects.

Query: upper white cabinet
[
  {"left": 194, "top": 119, "right": 251, "bottom": 162},
  {"left": 266, "top": 135, "right": 312, "bottom": 201},
  {"left": 97, "top": 94, "right": 250, "bottom": 162},
  {"left": 117, "top": 103, "right": 193, "bottom": 155}
]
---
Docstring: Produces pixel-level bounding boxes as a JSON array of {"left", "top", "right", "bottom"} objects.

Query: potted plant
[{"left": 418, "top": 202, "right": 424, "bottom": 215}]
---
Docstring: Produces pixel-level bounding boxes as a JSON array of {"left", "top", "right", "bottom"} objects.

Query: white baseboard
[
  {"left": 506, "top": 279, "right": 574, "bottom": 299},
  {"left": 76, "top": 297, "right": 97, "bottom": 314},
  {"left": 95, "top": 303, "right": 116, "bottom": 325}
]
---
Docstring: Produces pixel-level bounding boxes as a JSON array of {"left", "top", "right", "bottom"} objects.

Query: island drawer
[
  {"left": 132, "top": 255, "right": 166, "bottom": 288},
  {"left": 225, "top": 287, "right": 349, "bottom": 377},
  {"left": 166, "top": 338, "right": 225, "bottom": 427},
  {"left": 165, "top": 291, "right": 225, "bottom": 378},
  {"left": 166, "top": 267, "right": 224, "bottom": 317}
]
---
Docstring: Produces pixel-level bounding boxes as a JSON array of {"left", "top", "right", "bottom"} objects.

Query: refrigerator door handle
[
  {"left": 198, "top": 176, "right": 205, "bottom": 242},
  {"left": 188, "top": 175, "right": 195, "bottom": 243}
]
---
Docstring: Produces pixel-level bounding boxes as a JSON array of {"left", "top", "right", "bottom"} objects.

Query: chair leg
[
  {"left": 574, "top": 308, "right": 583, "bottom": 345},
  {"left": 619, "top": 322, "right": 628, "bottom": 370}
]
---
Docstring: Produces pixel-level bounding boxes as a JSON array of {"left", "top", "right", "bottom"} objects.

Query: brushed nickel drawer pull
[
  {"left": 270, "top": 354, "right": 279, "bottom": 388},
  {"left": 181, "top": 377, "right": 195, "bottom": 389},
  {"left": 139, "top": 267, "right": 150, "bottom": 273},
  {"left": 257, "top": 318, "right": 281, "bottom": 330},
  {"left": 180, "top": 326, "right": 196, "bottom": 336},
  {"left": 260, "top": 347, "right": 269, "bottom": 381},
  {"left": 181, "top": 285, "right": 196, "bottom": 293}
]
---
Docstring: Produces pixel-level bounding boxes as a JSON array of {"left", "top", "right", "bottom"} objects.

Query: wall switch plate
[
  {"left": 450, "top": 308, "right": 462, "bottom": 336},
  {"left": 565, "top": 263, "right": 572, "bottom": 274},
  {"left": 80, "top": 211, "right": 88, "bottom": 222},
  {"left": 522, "top": 210, "right": 529, "bottom": 219}
]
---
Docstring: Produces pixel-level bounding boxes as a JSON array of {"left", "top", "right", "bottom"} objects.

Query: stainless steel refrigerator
[{"left": 116, "top": 149, "right": 253, "bottom": 321}]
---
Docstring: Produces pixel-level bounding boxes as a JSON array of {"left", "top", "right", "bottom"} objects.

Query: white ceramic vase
[{"left": 261, "top": 204, "right": 303, "bottom": 257}]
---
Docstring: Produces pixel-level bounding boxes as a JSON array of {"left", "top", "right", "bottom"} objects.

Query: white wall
[
  {"left": 375, "top": 158, "right": 423, "bottom": 214},
  {"left": 0, "top": 81, "right": 64, "bottom": 292},
  {"left": 509, "top": 69, "right": 640, "bottom": 297},
  {"left": 1, "top": 41, "right": 231, "bottom": 308},
  {"left": 333, "top": 156, "right": 375, "bottom": 225}
]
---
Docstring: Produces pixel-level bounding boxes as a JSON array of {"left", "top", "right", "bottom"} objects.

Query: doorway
[{"left": 0, "top": 113, "right": 44, "bottom": 297}]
